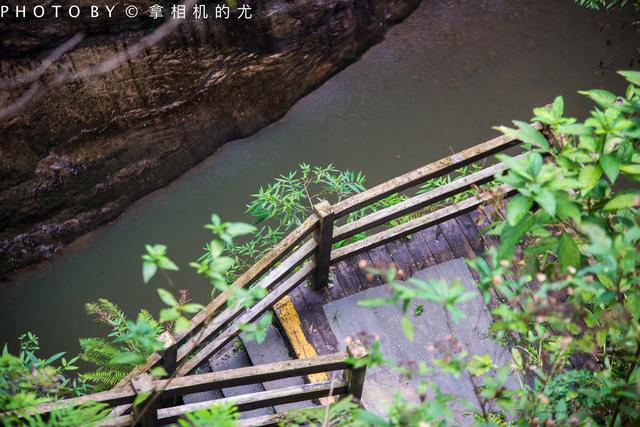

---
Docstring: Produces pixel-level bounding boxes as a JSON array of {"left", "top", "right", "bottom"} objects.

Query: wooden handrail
[
  {"left": 331, "top": 154, "right": 525, "bottom": 242},
  {"left": 24, "top": 343, "right": 368, "bottom": 426},
  {"left": 114, "top": 215, "right": 319, "bottom": 390},
  {"left": 331, "top": 129, "right": 534, "bottom": 218},
  {"left": 331, "top": 184, "right": 515, "bottom": 262},
  {"left": 178, "top": 261, "right": 316, "bottom": 375}
]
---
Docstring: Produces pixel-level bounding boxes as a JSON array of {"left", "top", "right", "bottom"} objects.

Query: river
[{"left": 1, "top": 0, "right": 639, "bottom": 356}]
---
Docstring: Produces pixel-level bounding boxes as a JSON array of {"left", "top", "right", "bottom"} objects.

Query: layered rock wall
[{"left": 0, "top": 0, "right": 420, "bottom": 274}]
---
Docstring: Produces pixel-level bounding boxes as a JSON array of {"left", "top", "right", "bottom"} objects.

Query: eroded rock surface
[{"left": 0, "top": 0, "right": 420, "bottom": 275}]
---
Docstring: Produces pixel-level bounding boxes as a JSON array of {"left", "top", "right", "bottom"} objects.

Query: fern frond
[
  {"left": 78, "top": 338, "right": 120, "bottom": 366},
  {"left": 138, "top": 309, "right": 161, "bottom": 332},
  {"left": 85, "top": 298, "right": 127, "bottom": 326},
  {"left": 80, "top": 366, "right": 130, "bottom": 390}
]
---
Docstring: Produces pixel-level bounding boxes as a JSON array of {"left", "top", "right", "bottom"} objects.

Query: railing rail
[{"left": 22, "top": 343, "right": 367, "bottom": 426}]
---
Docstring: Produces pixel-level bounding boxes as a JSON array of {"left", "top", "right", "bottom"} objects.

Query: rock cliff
[{"left": 0, "top": 0, "right": 420, "bottom": 275}]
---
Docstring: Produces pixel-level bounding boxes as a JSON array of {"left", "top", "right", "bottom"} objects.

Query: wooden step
[
  {"left": 208, "top": 339, "right": 275, "bottom": 418},
  {"left": 322, "top": 258, "right": 517, "bottom": 425},
  {"left": 241, "top": 321, "right": 316, "bottom": 413},
  {"left": 181, "top": 362, "right": 224, "bottom": 405}
]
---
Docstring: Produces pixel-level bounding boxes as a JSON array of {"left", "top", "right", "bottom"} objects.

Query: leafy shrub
[{"left": 349, "top": 70, "right": 640, "bottom": 426}]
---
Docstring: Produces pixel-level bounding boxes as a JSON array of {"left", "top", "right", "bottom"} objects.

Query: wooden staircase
[{"left": 182, "top": 321, "right": 316, "bottom": 419}]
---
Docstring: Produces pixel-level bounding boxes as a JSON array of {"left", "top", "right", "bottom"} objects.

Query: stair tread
[
  {"left": 241, "top": 323, "right": 315, "bottom": 413},
  {"left": 208, "top": 338, "right": 275, "bottom": 418},
  {"left": 181, "top": 362, "right": 224, "bottom": 405}
]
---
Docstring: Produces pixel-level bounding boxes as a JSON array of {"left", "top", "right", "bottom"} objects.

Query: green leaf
[
  {"left": 209, "top": 256, "right": 235, "bottom": 273},
  {"left": 603, "top": 192, "right": 640, "bottom": 211},
  {"left": 556, "top": 196, "right": 581, "bottom": 223},
  {"left": 507, "top": 195, "right": 533, "bottom": 226},
  {"left": 495, "top": 121, "right": 549, "bottom": 150},
  {"left": 557, "top": 123, "right": 593, "bottom": 136},
  {"left": 207, "top": 240, "right": 224, "bottom": 258},
  {"left": 174, "top": 316, "right": 191, "bottom": 332},
  {"left": 225, "top": 223, "right": 257, "bottom": 237},
  {"left": 180, "top": 303, "right": 204, "bottom": 314},
  {"left": 157, "top": 288, "right": 178, "bottom": 307},
  {"left": 620, "top": 164, "right": 640, "bottom": 175},
  {"left": 496, "top": 153, "right": 533, "bottom": 180},
  {"left": 159, "top": 307, "right": 180, "bottom": 323},
  {"left": 552, "top": 95, "right": 564, "bottom": 117},
  {"left": 618, "top": 70, "right": 640, "bottom": 86},
  {"left": 599, "top": 154, "right": 620, "bottom": 182},
  {"left": 400, "top": 316, "right": 414, "bottom": 342},
  {"left": 142, "top": 261, "right": 157, "bottom": 284},
  {"left": 357, "top": 298, "right": 390, "bottom": 307},
  {"left": 578, "top": 164, "right": 602, "bottom": 192},
  {"left": 579, "top": 89, "right": 617, "bottom": 108},
  {"left": 533, "top": 188, "right": 556, "bottom": 217},
  {"left": 110, "top": 352, "right": 145, "bottom": 365},
  {"left": 133, "top": 391, "right": 151, "bottom": 407},
  {"left": 558, "top": 234, "right": 580, "bottom": 272},
  {"left": 499, "top": 215, "right": 535, "bottom": 260},
  {"left": 157, "top": 257, "right": 179, "bottom": 271},
  {"left": 150, "top": 367, "right": 168, "bottom": 377}
]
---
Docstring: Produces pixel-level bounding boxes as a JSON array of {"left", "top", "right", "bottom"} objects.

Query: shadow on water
[{"left": 1, "top": 0, "right": 639, "bottom": 355}]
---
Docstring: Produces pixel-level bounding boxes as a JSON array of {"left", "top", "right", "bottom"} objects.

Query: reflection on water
[{"left": 1, "top": 0, "right": 639, "bottom": 355}]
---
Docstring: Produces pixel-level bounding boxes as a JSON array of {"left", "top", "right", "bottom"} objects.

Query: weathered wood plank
[
  {"left": 403, "top": 233, "right": 436, "bottom": 270},
  {"left": 162, "top": 381, "right": 348, "bottom": 424},
  {"left": 366, "top": 245, "right": 396, "bottom": 272},
  {"left": 348, "top": 252, "right": 384, "bottom": 290},
  {"left": 103, "top": 381, "right": 348, "bottom": 426},
  {"left": 177, "top": 239, "right": 317, "bottom": 363},
  {"left": 332, "top": 157, "right": 520, "bottom": 242},
  {"left": 298, "top": 284, "right": 340, "bottom": 355},
  {"left": 30, "top": 348, "right": 349, "bottom": 419},
  {"left": 236, "top": 413, "right": 290, "bottom": 427},
  {"left": 273, "top": 295, "right": 330, "bottom": 385},
  {"left": 438, "top": 218, "right": 476, "bottom": 260},
  {"left": 455, "top": 213, "right": 484, "bottom": 253},
  {"left": 177, "top": 215, "right": 317, "bottom": 342},
  {"left": 385, "top": 239, "right": 418, "bottom": 280},
  {"left": 330, "top": 130, "right": 533, "bottom": 218},
  {"left": 178, "top": 262, "right": 315, "bottom": 375},
  {"left": 332, "top": 260, "right": 363, "bottom": 296},
  {"left": 181, "top": 362, "right": 224, "bottom": 406},
  {"left": 311, "top": 201, "right": 335, "bottom": 290},
  {"left": 331, "top": 185, "right": 515, "bottom": 263},
  {"left": 420, "top": 225, "right": 456, "bottom": 264},
  {"left": 287, "top": 287, "right": 327, "bottom": 355}
]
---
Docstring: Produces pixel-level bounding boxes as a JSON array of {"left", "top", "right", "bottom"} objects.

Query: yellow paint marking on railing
[{"left": 274, "top": 295, "right": 336, "bottom": 404}]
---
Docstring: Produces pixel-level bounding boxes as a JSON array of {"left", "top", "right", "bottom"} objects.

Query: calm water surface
[{"left": 1, "top": 0, "right": 639, "bottom": 355}]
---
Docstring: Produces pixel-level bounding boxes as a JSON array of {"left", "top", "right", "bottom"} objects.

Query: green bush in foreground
[{"left": 343, "top": 70, "right": 640, "bottom": 426}]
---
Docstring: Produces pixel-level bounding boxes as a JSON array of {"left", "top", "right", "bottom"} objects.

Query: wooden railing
[
  {"left": 27, "top": 123, "right": 544, "bottom": 423},
  {"left": 23, "top": 343, "right": 367, "bottom": 426},
  {"left": 111, "top": 125, "right": 541, "bottom": 416}
]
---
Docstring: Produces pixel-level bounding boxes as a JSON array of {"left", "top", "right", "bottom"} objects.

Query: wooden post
[
  {"left": 311, "top": 200, "right": 334, "bottom": 290},
  {"left": 344, "top": 341, "right": 368, "bottom": 403},
  {"left": 131, "top": 373, "right": 158, "bottom": 427}
]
